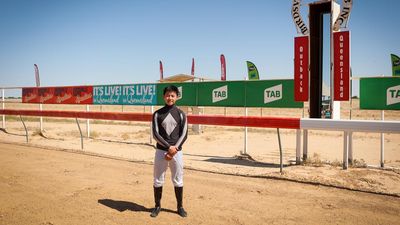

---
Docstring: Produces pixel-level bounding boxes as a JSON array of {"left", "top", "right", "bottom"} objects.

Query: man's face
[{"left": 163, "top": 91, "right": 177, "bottom": 106}]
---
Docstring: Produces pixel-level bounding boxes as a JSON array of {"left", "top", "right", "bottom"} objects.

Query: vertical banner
[
  {"left": 220, "top": 54, "right": 226, "bottom": 81},
  {"left": 391, "top": 54, "right": 400, "bottom": 76},
  {"left": 246, "top": 61, "right": 260, "bottom": 80},
  {"left": 159, "top": 61, "right": 164, "bottom": 80},
  {"left": 333, "top": 31, "right": 350, "bottom": 101},
  {"left": 34, "top": 64, "right": 40, "bottom": 87},
  {"left": 191, "top": 58, "right": 195, "bottom": 76},
  {"left": 294, "top": 36, "right": 309, "bottom": 101}
]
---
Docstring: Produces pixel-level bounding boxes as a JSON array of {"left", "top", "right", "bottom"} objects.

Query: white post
[
  {"left": 296, "top": 129, "right": 301, "bottom": 164},
  {"left": 343, "top": 131, "right": 349, "bottom": 169},
  {"left": 348, "top": 131, "right": 353, "bottom": 164},
  {"left": 150, "top": 106, "right": 154, "bottom": 144},
  {"left": 86, "top": 105, "right": 90, "bottom": 138},
  {"left": 243, "top": 107, "right": 248, "bottom": 155},
  {"left": 380, "top": 110, "right": 385, "bottom": 167},
  {"left": 39, "top": 103, "right": 43, "bottom": 132},
  {"left": 303, "top": 129, "right": 308, "bottom": 160},
  {"left": 2, "top": 89, "right": 5, "bottom": 129}
]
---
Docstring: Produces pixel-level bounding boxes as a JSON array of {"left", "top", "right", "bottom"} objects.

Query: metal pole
[
  {"left": 86, "top": 105, "right": 90, "bottom": 138},
  {"left": 243, "top": 107, "right": 248, "bottom": 155},
  {"left": 381, "top": 110, "right": 385, "bottom": 167},
  {"left": 296, "top": 129, "right": 301, "bottom": 164},
  {"left": 277, "top": 128, "right": 283, "bottom": 174},
  {"left": 39, "top": 103, "right": 43, "bottom": 132},
  {"left": 75, "top": 118, "right": 84, "bottom": 150},
  {"left": 20, "top": 115, "right": 29, "bottom": 143},
  {"left": 343, "top": 131, "right": 349, "bottom": 169},
  {"left": 303, "top": 129, "right": 308, "bottom": 160},
  {"left": 1, "top": 89, "right": 5, "bottom": 130}
]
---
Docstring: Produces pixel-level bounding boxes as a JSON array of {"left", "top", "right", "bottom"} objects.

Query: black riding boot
[
  {"left": 150, "top": 186, "right": 162, "bottom": 217},
  {"left": 174, "top": 186, "right": 187, "bottom": 217}
]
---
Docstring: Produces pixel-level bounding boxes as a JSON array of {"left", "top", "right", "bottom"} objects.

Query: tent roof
[{"left": 159, "top": 74, "right": 213, "bottom": 83}]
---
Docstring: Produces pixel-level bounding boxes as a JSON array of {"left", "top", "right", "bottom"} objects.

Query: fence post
[
  {"left": 243, "top": 107, "right": 248, "bottom": 155},
  {"left": 86, "top": 105, "right": 90, "bottom": 138},
  {"left": 303, "top": 129, "right": 308, "bottom": 160},
  {"left": 39, "top": 103, "right": 43, "bottom": 132},
  {"left": 348, "top": 131, "right": 353, "bottom": 164},
  {"left": 1, "top": 89, "right": 5, "bottom": 130},
  {"left": 381, "top": 110, "right": 385, "bottom": 167},
  {"left": 277, "top": 128, "right": 283, "bottom": 174},
  {"left": 343, "top": 131, "right": 349, "bottom": 169},
  {"left": 76, "top": 118, "right": 84, "bottom": 150},
  {"left": 296, "top": 129, "right": 301, "bottom": 164}
]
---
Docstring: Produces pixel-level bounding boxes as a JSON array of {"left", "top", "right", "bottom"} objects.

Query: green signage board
[
  {"left": 246, "top": 79, "right": 303, "bottom": 108},
  {"left": 360, "top": 77, "right": 400, "bottom": 110},
  {"left": 156, "top": 82, "right": 198, "bottom": 106},
  {"left": 197, "top": 81, "right": 245, "bottom": 107}
]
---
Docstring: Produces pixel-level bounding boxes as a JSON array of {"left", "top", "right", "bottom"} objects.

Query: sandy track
[{"left": 0, "top": 143, "right": 399, "bottom": 225}]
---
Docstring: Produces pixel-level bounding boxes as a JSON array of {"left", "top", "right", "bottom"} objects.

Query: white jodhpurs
[{"left": 153, "top": 149, "right": 183, "bottom": 188}]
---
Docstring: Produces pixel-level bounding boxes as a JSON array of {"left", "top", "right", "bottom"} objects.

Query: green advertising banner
[
  {"left": 246, "top": 79, "right": 303, "bottom": 108},
  {"left": 360, "top": 77, "right": 400, "bottom": 110},
  {"left": 197, "top": 81, "right": 245, "bottom": 107},
  {"left": 156, "top": 82, "right": 198, "bottom": 106}
]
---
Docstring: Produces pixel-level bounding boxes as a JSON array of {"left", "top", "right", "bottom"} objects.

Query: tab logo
[
  {"left": 212, "top": 85, "right": 228, "bottom": 103},
  {"left": 387, "top": 85, "right": 400, "bottom": 105},
  {"left": 177, "top": 86, "right": 182, "bottom": 100},
  {"left": 264, "top": 84, "right": 282, "bottom": 104}
]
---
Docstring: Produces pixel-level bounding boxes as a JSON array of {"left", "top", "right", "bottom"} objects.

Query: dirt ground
[
  {"left": 1, "top": 101, "right": 400, "bottom": 224},
  {"left": 0, "top": 142, "right": 399, "bottom": 225}
]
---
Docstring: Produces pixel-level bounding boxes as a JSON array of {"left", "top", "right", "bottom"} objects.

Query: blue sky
[{"left": 0, "top": 0, "right": 399, "bottom": 96}]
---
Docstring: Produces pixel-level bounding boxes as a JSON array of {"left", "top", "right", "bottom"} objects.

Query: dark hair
[{"left": 163, "top": 85, "right": 180, "bottom": 96}]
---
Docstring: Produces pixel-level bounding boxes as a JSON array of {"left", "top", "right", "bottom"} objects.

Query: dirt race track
[{"left": 0, "top": 143, "right": 399, "bottom": 225}]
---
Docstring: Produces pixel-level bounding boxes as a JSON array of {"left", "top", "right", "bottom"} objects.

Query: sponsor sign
[
  {"left": 156, "top": 82, "right": 197, "bottom": 106},
  {"left": 360, "top": 77, "right": 400, "bottom": 110},
  {"left": 22, "top": 86, "right": 93, "bottom": 104},
  {"left": 292, "top": 0, "right": 309, "bottom": 35},
  {"left": 93, "top": 84, "right": 156, "bottom": 105},
  {"left": 198, "top": 81, "right": 244, "bottom": 106},
  {"left": 294, "top": 36, "right": 309, "bottom": 101},
  {"left": 212, "top": 85, "right": 228, "bottom": 103},
  {"left": 333, "top": 31, "right": 350, "bottom": 101},
  {"left": 246, "top": 80, "right": 303, "bottom": 108},
  {"left": 22, "top": 88, "right": 39, "bottom": 103},
  {"left": 333, "top": 0, "right": 353, "bottom": 31},
  {"left": 264, "top": 84, "right": 282, "bottom": 104}
]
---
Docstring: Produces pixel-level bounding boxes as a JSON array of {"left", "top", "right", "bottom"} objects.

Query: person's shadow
[{"left": 98, "top": 199, "right": 151, "bottom": 212}]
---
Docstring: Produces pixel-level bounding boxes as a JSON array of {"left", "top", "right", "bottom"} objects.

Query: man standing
[{"left": 151, "top": 85, "right": 188, "bottom": 218}]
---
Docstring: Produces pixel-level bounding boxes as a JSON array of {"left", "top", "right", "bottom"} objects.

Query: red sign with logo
[
  {"left": 22, "top": 86, "right": 93, "bottom": 104},
  {"left": 294, "top": 36, "right": 309, "bottom": 101},
  {"left": 22, "top": 88, "right": 39, "bottom": 103},
  {"left": 333, "top": 31, "right": 350, "bottom": 101}
]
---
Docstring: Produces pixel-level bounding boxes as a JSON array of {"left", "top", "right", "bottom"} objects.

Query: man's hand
[{"left": 164, "top": 146, "right": 178, "bottom": 161}]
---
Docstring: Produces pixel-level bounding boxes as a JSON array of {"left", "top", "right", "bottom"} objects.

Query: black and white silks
[{"left": 152, "top": 104, "right": 188, "bottom": 151}]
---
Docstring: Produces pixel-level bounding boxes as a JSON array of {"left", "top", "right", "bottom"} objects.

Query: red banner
[
  {"left": 294, "top": 36, "right": 309, "bottom": 102},
  {"left": 22, "top": 88, "right": 39, "bottom": 103},
  {"left": 333, "top": 31, "right": 350, "bottom": 101},
  {"left": 220, "top": 54, "right": 226, "bottom": 81},
  {"left": 191, "top": 58, "right": 195, "bottom": 76},
  {"left": 159, "top": 60, "right": 164, "bottom": 80},
  {"left": 22, "top": 86, "right": 93, "bottom": 104},
  {"left": 72, "top": 86, "right": 93, "bottom": 104}
]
